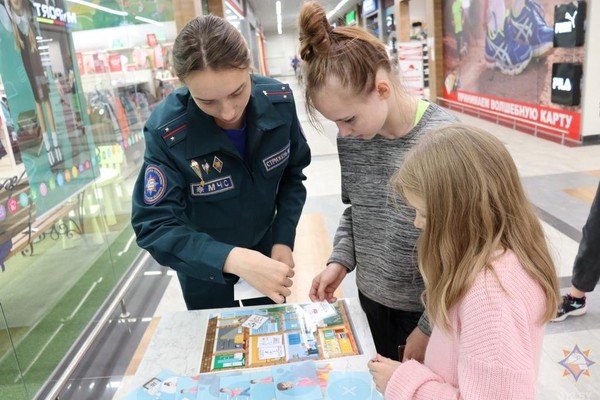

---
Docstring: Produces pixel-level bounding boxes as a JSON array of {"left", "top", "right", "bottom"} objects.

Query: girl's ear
[{"left": 375, "top": 79, "right": 392, "bottom": 100}]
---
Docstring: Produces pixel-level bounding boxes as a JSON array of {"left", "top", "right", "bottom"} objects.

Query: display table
[{"left": 114, "top": 298, "right": 375, "bottom": 399}]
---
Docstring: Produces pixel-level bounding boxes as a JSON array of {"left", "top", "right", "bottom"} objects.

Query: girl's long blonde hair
[{"left": 392, "top": 124, "right": 560, "bottom": 330}]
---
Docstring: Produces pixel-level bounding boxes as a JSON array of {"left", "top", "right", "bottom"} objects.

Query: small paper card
[
  {"left": 241, "top": 314, "right": 269, "bottom": 329},
  {"left": 302, "top": 301, "right": 337, "bottom": 321},
  {"left": 234, "top": 279, "right": 265, "bottom": 301}
]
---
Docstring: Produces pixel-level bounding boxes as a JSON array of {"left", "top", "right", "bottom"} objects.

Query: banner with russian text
[
  {"left": 446, "top": 90, "right": 580, "bottom": 140},
  {"left": 441, "top": 0, "right": 585, "bottom": 142}
]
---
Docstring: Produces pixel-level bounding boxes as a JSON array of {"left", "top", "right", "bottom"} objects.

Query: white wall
[
  {"left": 264, "top": 32, "right": 300, "bottom": 77},
  {"left": 409, "top": 0, "right": 427, "bottom": 23},
  {"left": 580, "top": 0, "right": 599, "bottom": 140}
]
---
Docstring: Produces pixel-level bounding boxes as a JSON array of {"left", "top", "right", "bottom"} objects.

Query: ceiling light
[
  {"left": 276, "top": 1, "right": 282, "bottom": 34},
  {"left": 326, "top": 0, "right": 350, "bottom": 20}
]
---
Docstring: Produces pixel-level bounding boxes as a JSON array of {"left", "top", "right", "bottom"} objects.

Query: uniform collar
[
  {"left": 185, "top": 78, "right": 288, "bottom": 159},
  {"left": 248, "top": 75, "right": 288, "bottom": 132}
]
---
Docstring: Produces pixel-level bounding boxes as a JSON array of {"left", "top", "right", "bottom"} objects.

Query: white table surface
[{"left": 114, "top": 298, "right": 376, "bottom": 399}]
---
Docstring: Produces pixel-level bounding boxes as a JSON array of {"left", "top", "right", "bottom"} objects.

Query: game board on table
[{"left": 200, "top": 300, "right": 361, "bottom": 373}]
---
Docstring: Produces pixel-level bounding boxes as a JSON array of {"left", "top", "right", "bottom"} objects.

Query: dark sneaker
[
  {"left": 552, "top": 294, "right": 587, "bottom": 322},
  {"left": 507, "top": 0, "right": 554, "bottom": 57}
]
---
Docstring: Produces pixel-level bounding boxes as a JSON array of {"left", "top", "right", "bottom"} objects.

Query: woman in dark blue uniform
[{"left": 131, "top": 15, "right": 311, "bottom": 310}]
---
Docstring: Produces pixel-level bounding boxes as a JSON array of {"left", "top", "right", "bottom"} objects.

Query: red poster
[
  {"left": 108, "top": 54, "right": 122, "bottom": 72},
  {"left": 440, "top": 0, "right": 583, "bottom": 142},
  {"left": 146, "top": 33, "right": 158, "bottom": 47}
]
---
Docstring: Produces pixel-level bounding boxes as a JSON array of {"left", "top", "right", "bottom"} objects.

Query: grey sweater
[{"left": 329, "top": 103, "right": 458, "bottom": 320}]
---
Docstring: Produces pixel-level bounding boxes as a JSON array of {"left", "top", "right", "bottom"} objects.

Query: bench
[{"left": 7, "top": 193, "right": 84, "bottom": 259}]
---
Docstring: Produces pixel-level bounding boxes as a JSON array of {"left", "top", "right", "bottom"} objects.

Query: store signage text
[
  {"left": 449, "top": 90, "right": 580, "bottom": 141},
  {"left": 34, "top": 1, "right": 77, "bottom": 25},
  {"left": 552, "top": 77, "right": 572, "bottom": 92},
  {"left": 554, "top": 11, "right": 577, "bottom": 34}
]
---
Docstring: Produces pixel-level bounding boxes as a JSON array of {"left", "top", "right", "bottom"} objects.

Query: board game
[{"left": 200, "top": 300, "right": 361, "bottom": 372}]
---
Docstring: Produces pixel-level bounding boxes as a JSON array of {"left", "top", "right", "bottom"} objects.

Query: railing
[{"left": 436, "top": 97, "right": 581, "bottom": 146}]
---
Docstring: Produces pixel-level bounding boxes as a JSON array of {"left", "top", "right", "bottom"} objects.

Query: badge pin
[
  {"left": 190, "top": 160, "right": 205, "bottom": 187},
  {"left": 202, "top": 160, "right": 210, "bottom": 174},
  {"left": 212, "top": 156, "right": 223, "bottom": 173}
]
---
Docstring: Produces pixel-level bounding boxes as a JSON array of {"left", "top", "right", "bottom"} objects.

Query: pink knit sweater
[{"left": 385, "top": 250, "right": 547, "bottom": 399}]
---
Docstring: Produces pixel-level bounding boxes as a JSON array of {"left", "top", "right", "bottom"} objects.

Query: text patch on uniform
[
  {"left": 191, "top": 176, "right": 234, "bottom": 196},
  {"left": 143, "top": 165, "right": 167, "bottom": 204},
  {"left": 263, "top": 142, "right": 290, "bottom": 172}
]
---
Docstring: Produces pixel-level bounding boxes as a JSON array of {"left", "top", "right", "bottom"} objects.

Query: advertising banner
[
  {"left": 441, "top": 0, "right": 585, "bottom": 142},
  {"left": 67, "top": 0, "right": 174, "bottom": 31},
  {"left": 398, "top": 42, "right": 425, "bottom": 98},
  {"left": 0, "top": 0, "right": 97, "bottom": 217}
]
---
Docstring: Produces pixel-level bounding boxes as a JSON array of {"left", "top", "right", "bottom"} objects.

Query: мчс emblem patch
[
  {"left": 143, "top": 165, "right": 167, "bottom": 204},
  {"left": 191, "top": 176, "right": 234, "bottom": 196}
]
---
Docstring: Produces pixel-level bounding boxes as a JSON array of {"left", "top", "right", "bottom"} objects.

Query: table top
[{"left": 114, "top": 298, "right": 375, "bottom": 399}]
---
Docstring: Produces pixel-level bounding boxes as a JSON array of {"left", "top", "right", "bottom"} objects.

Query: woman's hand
[
  {"left": 368, "top": 354, "right": 402, "bottom": 394},
  {"left": 224, "top": 247, "right": 294, "bottom": 303},
  {"left": 309, "top": 262, "right": 348, "bottom": 302},
  {"left": 271, "top": 244, "right": 295, "bottom": 268}
]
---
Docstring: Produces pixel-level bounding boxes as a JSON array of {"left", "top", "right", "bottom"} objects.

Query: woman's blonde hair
[
  {"left": 392, "top": 124, "right": 560, "bottom": 330},
  {"left": 298, "top": 1, "right": 395, "bottom": 120}
]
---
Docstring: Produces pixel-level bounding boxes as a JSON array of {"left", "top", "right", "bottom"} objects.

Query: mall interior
[{"left": 0, "top": 0, "right": 598, "bottom": 399}]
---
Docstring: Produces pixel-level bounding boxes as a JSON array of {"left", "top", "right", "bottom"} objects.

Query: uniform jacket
[{"left": 131, "top": 75, "right": 311, "bottom": 309}]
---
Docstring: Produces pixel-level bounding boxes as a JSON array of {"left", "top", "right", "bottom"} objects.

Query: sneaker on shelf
[
  {"left": 552, "top": 294, "right": 587, "bottom": 322},
  {"left": 485, "top": 27, "right": 532, "bottom": 75},
  {"left": 507, "top": 0, "right": 554, "bottom": 57}
]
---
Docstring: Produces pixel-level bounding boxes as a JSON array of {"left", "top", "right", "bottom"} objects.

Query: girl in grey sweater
[{"left": 299, "top": 1, "right": 457, "bottom": 361}]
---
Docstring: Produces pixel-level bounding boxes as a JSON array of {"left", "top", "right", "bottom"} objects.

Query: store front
[{"left": 0, "top": 0, "right": 179, "bottom": 397}]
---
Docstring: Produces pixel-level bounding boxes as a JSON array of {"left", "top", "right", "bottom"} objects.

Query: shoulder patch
[
  {"left": 143, "top": 165, "right": 167, "bottom": 204},
  {"left": 260, "top": 84, "right": 293, "bottom": 103},
  {"left": 263, "top": 142, "right": 290, "bottom": 172},
  {"left": 158, "top": 113, "right": 187, "bottom": 147}
]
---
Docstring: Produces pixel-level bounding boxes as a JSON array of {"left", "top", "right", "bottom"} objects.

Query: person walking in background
[
  {"left": 369, "top": 124, "right": 560, "bottom": 399},
  {"left": 553, "top": 181, "right": 600, "bottom": 322},
  {"left": 291, "top": 55, "right": 302, "bottom": 83},
  {"left": 298, "top": 1, "right": 458, "bottom": 362},
  {"left": 131, "top": 15, "right": 311, "bottom": 310}
]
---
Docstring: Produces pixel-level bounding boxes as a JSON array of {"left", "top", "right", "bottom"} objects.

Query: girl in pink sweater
[{"left": 368, "top": 124, "right": 560, "bottom": 399}]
